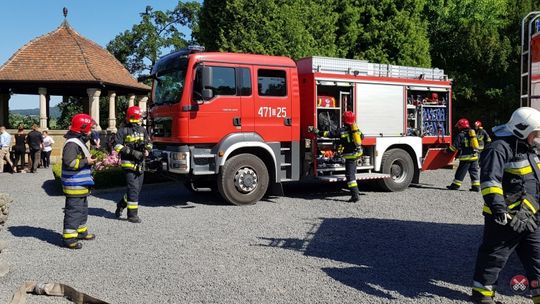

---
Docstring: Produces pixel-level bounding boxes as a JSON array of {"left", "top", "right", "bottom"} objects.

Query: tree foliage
[
  {"left": 99, "top": 0, "right": 540, "bottom": 129},
  {"left": 106, "top": 2, "right": 201, "bottom": 75}
]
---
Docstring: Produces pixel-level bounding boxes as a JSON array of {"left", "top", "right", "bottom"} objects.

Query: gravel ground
[{"left": 0, "top": 168, "right": 532, "bottom": 303}]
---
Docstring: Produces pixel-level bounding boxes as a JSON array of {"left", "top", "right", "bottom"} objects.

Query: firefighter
[
  {"left": 446, "top": 118, "right": 481, "bottom": 192},
  {"left": 114, "top": 106, "right": 152, "bottom": 223},
  {"left": 310, "top": 111, "right": 363, "bottom": 202},
  {"left": 471, "top": 107, "right": 540, "bottom": 304},
  {"left": 61, "top": 114, "right": 96, "bottom": 249},
  {"left": 474, "top": 120, "right": 492, "bottom": 152}
]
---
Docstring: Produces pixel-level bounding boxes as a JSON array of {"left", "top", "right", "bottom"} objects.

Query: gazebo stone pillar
[
  {"left": 0, "top": 93, "right": 10, "bottom": 127},
  {"left": 128, "top": 94, "right": 136, "bottom": 107},
  {"left": 107, "top": 91, "right": 117, "bottom": 133},
  {"left": 87, "top": 88, "right": 101, "bottom": 130},
  {"left": 38, "top": 87, "right": 47, "bottom": 129},
  {"left": 138, "top": 96, "right": 148, "bottom": 114}
]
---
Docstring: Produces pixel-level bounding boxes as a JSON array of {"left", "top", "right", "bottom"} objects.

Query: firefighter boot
[
  {"left": 348, "top": 188, "right": 360, "bottom": 203},
  {"left": 470, "top": 186, "right": 480, "bottom": 192},
  {"left": 446, "top": 184, "right": 460, "bottom": 190},
  {"left": 63, "top": 238, "right": 82, "bottom": 250},
  {"left": 115, "top": 197, "right": 127, "bottom": 219},
  {"left": 470, "top": 289, "right": 496, "bottom": 304},
  {"left": 127, "top": 208, "right": 142, "bottom": 223}
]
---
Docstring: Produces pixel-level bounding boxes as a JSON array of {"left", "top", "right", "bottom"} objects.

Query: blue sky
[{"left": 0, "top": 0, "right": 191, "bottom": 109}]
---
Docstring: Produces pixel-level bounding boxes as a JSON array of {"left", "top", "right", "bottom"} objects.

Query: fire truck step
[
  {"left": 193, "top": 154, "right": 215, "bottom": 159},
  {"left": 316, "top": 173, "right": 391, "bottom": 183}
]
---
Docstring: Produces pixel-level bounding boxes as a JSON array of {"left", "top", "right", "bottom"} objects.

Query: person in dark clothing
[
  {"left": 310, "top": 111, "right": 364, "bottom": 202},
  {"left": 13, "top": 125, "right": 26, "bottom": 172},
  {"left": 89, "top": 125, "right": 100, "bottom": 150},
  {"left": 474, "top": 120, "right": 492, "bottom": 152},
  {"left": 446, "top": 118, "right": 480, "bottom": 191},
  {"left": 26, "top": 124, "right": 43, "bottom": 173},
  {"left": 61, "top": 114, "right": 96, "bottom": 249},
  {"left": 114, "top": 106, "right": 152, "bottom": 223},
  {"left": 471, "top": 107, "right": 540, "bottom": 304}
]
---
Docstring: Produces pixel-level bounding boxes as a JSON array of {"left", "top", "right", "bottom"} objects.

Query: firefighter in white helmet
[
  {"left": 471, "top": 107, "right": 540, "bottom": 304},
  {"left": 310, "top": 111, "right": 363, "bottom": 202}
]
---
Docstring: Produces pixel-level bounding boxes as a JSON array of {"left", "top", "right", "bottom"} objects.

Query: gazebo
[{"left": 0, "top": 13, "right": 150, "bottom": 132}]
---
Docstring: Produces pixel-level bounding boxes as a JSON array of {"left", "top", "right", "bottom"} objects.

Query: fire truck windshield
[{"left": 152, "top": 56, "right": 187, "bottom": 105}]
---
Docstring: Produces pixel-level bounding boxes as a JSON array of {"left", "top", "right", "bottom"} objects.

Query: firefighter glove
[
  {"left": 493, "top": 212, "right": 511, "bottom": 226},
  {"left": 509, "top": 208, "right": 538, "bottom": 233},
  {"left": 308, "top": 126, "right": 319, "bottom": 135},
  {"left": 131, "top": 150, "right": 144, "bottom": 161}
]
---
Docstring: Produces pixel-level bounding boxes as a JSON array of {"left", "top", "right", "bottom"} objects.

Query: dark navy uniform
[
  {"left": 476, "top": 127, "right": 492, "bottom": 152},
  {"left": 318, "top": 124, "right": 363, "bottom": 202},
  {"left": 472, "top": 136, "right": 540, "bottom": 302},
  {"left": 448, "top": 128, "right": 480, "bottom": 190},
  {"left": 114, "top": 122, "right": 152, "bottom": 222},
  {"left": 61, "top": 131, "right": 94, "bottom": 248}
]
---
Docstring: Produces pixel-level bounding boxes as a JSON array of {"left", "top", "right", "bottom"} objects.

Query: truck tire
[
  {"left": 377, "top": 148, "right": 414, "bottom": 192},
  {"left": 217, "top": 154, "right": 269, "bottom": 205}
]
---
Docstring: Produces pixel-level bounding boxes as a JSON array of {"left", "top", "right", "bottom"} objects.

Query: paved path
[{"left": 0, "top": 168, "right": 530, "bottom": 303}]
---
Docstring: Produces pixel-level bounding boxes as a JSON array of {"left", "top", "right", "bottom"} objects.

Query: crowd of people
[{"left": 0, "top": 124, "right": 55, "bottom": 173}]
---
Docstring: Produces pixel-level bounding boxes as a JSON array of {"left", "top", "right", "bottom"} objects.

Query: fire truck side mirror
[
  {"left": 201, "top": 66, "right": 214, "bottom": 101},
  {"left": 202, "top": 89, "right": 213, "bottom": 101}
]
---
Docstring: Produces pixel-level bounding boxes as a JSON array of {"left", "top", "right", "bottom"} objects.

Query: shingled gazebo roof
[{"left": 0, "top": 21, "right": 150, "bottom": 96}]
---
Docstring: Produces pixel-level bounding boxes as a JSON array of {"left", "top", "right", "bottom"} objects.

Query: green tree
[
  {"left": 57, "top": 96, "right": 84, "bottom": 130},
  {"left": 106, "top": 2, "right": 201, "bottom": 75},
  {"left": 426, "top": 0, "right": 517, "bottom": 126},
  {"left": 337, "top": 0, "right": 431, "bottom": 67},
  {"left": 197, "top": 0, "right": 339, "bottom": 59},
  {"left": 8, "top": 113, "right": 38, "bottom": 129}
]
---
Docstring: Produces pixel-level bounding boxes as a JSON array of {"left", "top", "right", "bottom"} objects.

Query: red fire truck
[
  {"left": 147, "top": 47, "right": 453, "bottom": 205},
  {"left": 522, "top": 11, "right": 540, "bottom": 109}
]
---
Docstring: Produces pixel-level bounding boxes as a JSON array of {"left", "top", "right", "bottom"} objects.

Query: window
[
  {"left": 239, "top": 68, "right": 252, "bottom": 96},
  {"left": 209, "top": 67, "right": 236, "bottom": 96},
  {"left": 152, "top": 56, "right": 187, "bottom": 105},
  {"left": 258, "top": 69, "right": 286, "bottom": 97}
]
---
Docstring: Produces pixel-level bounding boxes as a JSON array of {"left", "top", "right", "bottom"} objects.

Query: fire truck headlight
[{"left": 172, "top": 152, "right": 188, "bottom": 160}]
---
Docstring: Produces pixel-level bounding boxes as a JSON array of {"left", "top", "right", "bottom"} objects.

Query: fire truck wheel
[
  {"left": 377, "top": 148, "right": 414, "bottom": 192},
  {"left": 217, "top": 153, "right": 269, "bottom": 205}
]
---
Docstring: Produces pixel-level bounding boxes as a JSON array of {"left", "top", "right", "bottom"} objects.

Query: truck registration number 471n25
[{"left": 257, "top": 106, "right": 287, "bottom": 118}]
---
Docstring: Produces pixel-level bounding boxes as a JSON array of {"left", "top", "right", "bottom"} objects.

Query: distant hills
[{"left": 11, "top": 106, "right": 61, "bottom": 119}]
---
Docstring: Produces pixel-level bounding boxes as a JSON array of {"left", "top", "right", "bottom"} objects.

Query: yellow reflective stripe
[
  {"left": 127, "top": 205, "right": 138, "bottom": 209},
  {"left": 322, "top": 131, "right": 329, "bottom": 137},
  {"left": 63, "top": 232, "right": 78, "bottom": 239},
  {"left": 482, "top": 205, "right": 492, "bottom": 214},
  {"left": 459, "top": 155, "right": 479, "bottom": 161},
  {"left": 63, "top": 188, "right": 89, "bottom": 195},
  {"left": 347, "top": 182, "right": 358, "bottom": 188},
  {"left": 125, "top": 135, "right": 144, "bottom": 143},
  {"left": 114, "top": 144, "right": 124, "bottom": 153},
  {"left": 73, "top": 159, "right": 80, "bottom": 170},
  {"left": 77, "top": 226, "right": 88, "bottom": 233},
  {"left": 524, "top": 199, "right": 538, "bottom": 214},
  {"left": 448, "top": 146, "right": 457, "bottom": 152},
  {"left": 508, "top": 201, "right": 521, "bottom": 210},
  {"left": 481, "top": 187, "right": 503, "bottom": 196},
  {"left": 473, "top": 287, "right": 495, "bottom": 297},
  {"left": 452, "top": 180, "right": 462, "bottom": 186},
  {"left": 121, "top": 163, "right": 136, "bottom": 168},
  {"left": 505, "top": 166, "right": 533, "bottom": 175},
  {"left": 129, "top": 119, "right": 140, "bottom": 123}
]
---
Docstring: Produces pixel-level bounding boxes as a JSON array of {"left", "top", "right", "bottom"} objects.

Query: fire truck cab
[{"left": 147, "top": 48, "right": 453, "bottom": 205}]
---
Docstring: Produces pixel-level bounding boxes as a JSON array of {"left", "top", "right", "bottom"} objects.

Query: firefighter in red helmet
[
  {"left": 446, "top": 118, "right": 480, "bottom": 191},
  {"left": 61, "top": 114, "right": 97, "bottom": 249},
  {"left": 474, "top": 120, "right": 492, "bottom": 152},
  {"left": 114, "top": 106, "right": 152, "bottom": 223},
  {"left": 310, "top": 111, "right": 364, "bottom": 202}
]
